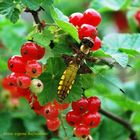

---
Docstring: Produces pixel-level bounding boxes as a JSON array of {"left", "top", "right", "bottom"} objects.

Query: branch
[
  {"left": 25, "top": 7, "right": 43, "bottom": 31},
  {"left": 100, "top": 108, "right": 138, "bottom": 140}
]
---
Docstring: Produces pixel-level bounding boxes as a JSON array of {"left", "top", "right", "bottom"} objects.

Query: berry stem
[
  {"left": 100, "top": 108, "right": 138, "bottom": 140},
  {"left": 60, "top": 111, "right": 68, "bottom": 139}
]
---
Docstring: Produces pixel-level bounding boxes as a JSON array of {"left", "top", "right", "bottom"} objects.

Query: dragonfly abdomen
[{"left": 58, "top": 63, "right": 79, "bottom": 102}]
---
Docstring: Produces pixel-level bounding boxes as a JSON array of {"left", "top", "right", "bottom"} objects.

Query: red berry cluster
[
  {"left": 38, "top": 99, "right": 69, "bottom": 131},
  {"left": 66, "top": 97, "right": 101, "bottom": 138},
  {"left": 69, "top": 8, "right": 102, "bottom": 51},
  {"left": 1, "top": 41, "right": 70, "bottom": 131},
  {"left": 135, "top": 10, "right": 140, "bottom": 26},
  {"left": 2, "top": 42, "right": 45, "bottom": 108}
]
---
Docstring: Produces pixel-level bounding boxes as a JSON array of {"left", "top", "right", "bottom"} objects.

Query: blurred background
[{"left": 0, "top": 0, "right": 140, "bottom": 140}]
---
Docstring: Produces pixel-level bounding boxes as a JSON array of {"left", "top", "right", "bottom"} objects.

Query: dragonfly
[{"left": 57, "top": 37, "right": 135, "bottom": 102}]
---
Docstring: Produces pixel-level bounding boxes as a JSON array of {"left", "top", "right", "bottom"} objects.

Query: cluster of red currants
[
  {"left": 2, "top": 42, "right": 45, "bottom": 108},
  {"left": 2, "top": 40, "right": 70, "bottom": 132},
  {"left": 69, "top": 8, "right": 102, "bottom": 51},
  {"left": 66, "top": 97, "right": 101, "bottom": 138},
  {"left": 135, "top": 10, "right": 140, "bottom": 26},
  {"left": 39, "top": 99, "right": 69, "bottom": 131}
]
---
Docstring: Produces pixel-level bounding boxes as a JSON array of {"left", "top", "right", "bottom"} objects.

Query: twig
[
  {"left": 25, "top": 7, "right": 43, "bottom": 31},
  {"left": 100, "top": 108, "right": 138, "bottom": 140}
]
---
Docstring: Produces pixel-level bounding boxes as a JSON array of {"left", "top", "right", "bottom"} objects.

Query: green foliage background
[{"left": 0, "top": 0, "right": 140, "bottom": 140}]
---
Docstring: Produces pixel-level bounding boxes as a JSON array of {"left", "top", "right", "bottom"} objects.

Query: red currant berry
[
  {"left": 8, "top": 55, "right": 26, "bottom": 73},
  {"left": 78, "top": 24, "right": 97, "bottom": 40},
  {"left": 135, "top": 10, "right": 140, "bottom": 25},
  {"left": 42, "top": 104, "right": 59, "bottom": 119},
  {"left": 83, "top": 9, "right": 101, "bottom": 26},
  {"left": 16, "top": 87, "right": 30, "bottom": 98},
  {"left": 7, "top": 73, "right": 18, "bottom": 87},
  {"left": 46, "top": 118, "right": 60, "bottom": 131},
  {"left": 91, "top": 37, "right": 101, "bottom": 51},
  {"left": 88, "top": 96, "right": 101, "bottom": 113},
  {"left": 36, "top": 45, "right": 45, "bottom": 60},
  {"left": 17, "top": 74, "right": 31, "bottom": 89},
  {"left": 30, "top": 95, "right": 43, "bottom": 110},
  {"left": 66, "top": 110, "right": 81, "bottom": 126},
  {"left": 82, "top": 112, "right": 101, "bottom": 128},
  {"left": 2, "top": 74, "right": 18, "bottom": 92},
  {"left": 74, "top": 124, "right": 90, "bottom": 138},
  {"left": 53, "top": 99, "right": 69, "bottom": 110},
  {"left": 69, "top": 12, "right": 83, "bottom": 27},
  {"left": 21, "top": 42, "right": 39, "bottom": 60},
  {"left": 2, "top": 77, "right": 9, "bottom": 89},
  {"left": 114, "top": 12, "right": 128, "bottom": 32},
  {"left": 26, "top": 60, "right": 42, "bottom": 78},
  {"left": 72, "top": 98, "right": 88, "bottom": 114}
]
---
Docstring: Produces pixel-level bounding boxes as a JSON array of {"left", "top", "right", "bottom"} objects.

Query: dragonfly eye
[{"left": 81, "top": 37, "right": 94, "bottom": 48}]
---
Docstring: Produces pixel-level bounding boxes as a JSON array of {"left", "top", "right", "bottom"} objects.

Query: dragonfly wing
[
  {"left": 78, "top": 63, "right": 93, "bottom": 74},
  {"left": 62, "top": 54, "right": 74, "bottom": 66}
]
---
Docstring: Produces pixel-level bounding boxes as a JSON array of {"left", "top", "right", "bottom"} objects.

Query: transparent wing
[{"left": 89, "top": 66, "right": 128, "bottom": 110}]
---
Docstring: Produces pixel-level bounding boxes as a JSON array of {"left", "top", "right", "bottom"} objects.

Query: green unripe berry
[{"left": 30, "top": 79, "right": 44, "bottom": 95}]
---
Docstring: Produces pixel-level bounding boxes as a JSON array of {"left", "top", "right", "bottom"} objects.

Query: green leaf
[
  {"left": 131, "top": 112, "right": 140, "bottom": 139},
  {"left": 38, "top": 57, "right": 66, "bottom": 105},
  {"left": 50, "top": 6, "right": 80, "bottom": 43},
  {"left": 2, "top": 118, "right": 26, "bottom": 140},
  {"left": 131, "top": 112, "right": 140, "bottom": 124},
  {"left": 96, "top": 117, "right": 129, "bottom": 140},
  {"left": 92, "top": 49, "right": 110, "bottom": 57},
  {"left": 52, "top": 37, "right": 73, "bottom": 57},
  {"left": 21, "top": 0, "right": 41, "bottom": 11},
  {"left": 32, "top": 28, "right": 54, "bottom": 48},
  {"left": 80, "top": 74, "right": 94, "bottom": 89},
  {"left": 0, "top": 0, "right": 19, "bottom": 23},
  {"left": 65, "top": 76, "right": 83, "bottom": 102},
  {"left": 111, "top": 53, "right": 128, "bottom": 68},
  {"left": 46, "top": 57, "right": 66, "bottom": 75},
  {"left": 42, "top": 0, "right": 54, "bottom": 6},
  {"left": 0, "top": 112, "right": 12, "bottom": 133},
  {"left": 0, "top": 59, "right": 8, "bottom": 72},
  {"left": 103, "top": 33, "right": 140, "bottom": 53},
  {"left": 102, "top": 33, "right": 140, "bottom": 67},
  {"left": 6, "top": 8, "right": 20, "bottom": 23},
  {"left": 90, "top": 0, "right": 131, "bottom": 12},
  {"left": 23, "top": 116, "right": 45, "bottom": 132},
  {"left": 38, "top": 72, "right": 58, "bottom": 105},
  {"left": 0, "top": 0, "right": 14, "bottom": 15}
]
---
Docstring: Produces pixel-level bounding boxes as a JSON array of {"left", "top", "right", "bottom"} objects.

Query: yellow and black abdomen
[{"left": 58, "top": 62, "right": 79, "bottom": 102}]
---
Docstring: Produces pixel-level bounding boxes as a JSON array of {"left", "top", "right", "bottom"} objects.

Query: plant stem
[
  {"left": 100, "top": 108, "right": 138, "bottom": 140},
  {"left": 60, "top": 111, "right": 68, "bottom": 139},
  {"left": 25, "top": 7, "right": 43, "bottom": 31}
]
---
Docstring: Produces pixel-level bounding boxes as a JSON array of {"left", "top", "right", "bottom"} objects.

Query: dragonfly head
[
  {"left": 80, "top": 37, "right": 94, "bottom": 54},
  {"left": 81, "top": 37, "right": 94, "bottom": 48}
]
